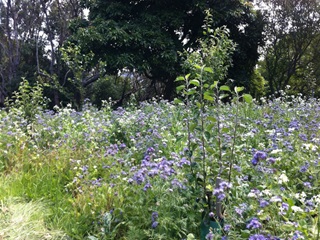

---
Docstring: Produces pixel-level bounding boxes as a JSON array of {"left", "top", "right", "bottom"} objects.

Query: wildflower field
[{"left": 0, "top": 91, "right": 320, "bottom": 240}]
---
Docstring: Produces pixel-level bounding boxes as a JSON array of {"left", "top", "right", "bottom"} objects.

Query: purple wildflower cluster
[
  {"left": 251, "top": 151, "right": 267, "bottom": 166},
  {"left": 127, "top": 147, "right": 189, "bottom": 190},
  {"left": 213, "top": 180, "right": 232, "bottom": 201},
  {"left": 205, "top": 231, "right": 214, "bottom": 240},
  {"left": 151, "top": 211, "right": 159, "bottom": 229},
  {"left": 246, "top": 217, "right": 262, "bottom": 229}
]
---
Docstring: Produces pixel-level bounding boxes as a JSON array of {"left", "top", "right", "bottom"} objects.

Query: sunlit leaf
[
  {"left": 190, "top": 80, "right": 200, "bottom": 87},
  {"left": 176, "top": 85, "right": 185, "bottom": 91},
  {"left": 235, "top": 86, "right": 244, "bottom": 93},
  {"left": 204, "top": 67, "right": 213, "bottom": 73},
  {"left": 173, "top": 98, "right": 183, "bottom": 104},
  {"left": 207, "top": 116, "right": 216, "bottom": 122},
  {"left": 204, "top": 94, "right": 214, "bottom": 101},
  {"left": 220, "top": 85, "right": 231, "bottom": 92},
  {"left": 175, "top": 76, "right": 185, "bottom": 82},
  {"left": 243, "top": 94, "right": 253, "bottom": 103},
  {"left": 210, "top": 81, "right": 219, "bottom": 89}
]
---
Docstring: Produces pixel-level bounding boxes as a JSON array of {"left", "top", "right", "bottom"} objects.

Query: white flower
[
  {"left": 270, "top": 149, "right": 282, "bottom": 154},
  {"left": 262, "top": 189, "right": 272, "bottom": 196},
  {"left": 295, "top": 192, "right": 306, "bottom": 202},
  {"left": 248, "top": 192, "right": 257, "bottom": 198},
  {"left": 302, "top": 143, "right": 317, "bottom": 151},
  {"left": 291, "top": 206, "right": 303, "bottom": 213},
  {"left": 278, "top": 173, "right": 289, "bottom": 184},
  {"left": 270, "top": 196, "right": 282, "bottom": 202}
]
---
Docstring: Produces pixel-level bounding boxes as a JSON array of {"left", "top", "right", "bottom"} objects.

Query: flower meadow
[{"left": 0, "top": 91, "right": 320, "bottom": 240}]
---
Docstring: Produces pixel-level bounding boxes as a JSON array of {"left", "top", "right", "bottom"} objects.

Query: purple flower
[
  {"left": 143, "top": 182, "right": 152, "bottom": 191},
  {"left": 292, "top": 230, "right": 304, "bottom": 240},
  {"left": 259, "top": 199, "right": 269, "bottom": 208},
  {"left": 151, "top": 221, "right": 158, "bottom": 229},
  {"left": 282, "top": 202, "right": 289, "bottom": 211},
  {"left": 246, "top": 217, "right": 262, "bottom": 229},
  {"left": 171, "top": 178, "right": 185, "bottom": 189},
  {"left": 223, "top": 224, "right": 231, "bottom": 232},
  {"left": 213, "top": 181, "right": 232, "bottom": 201},
  {"left": 249, "top": 234, "right": 267, "bottom": 240},
  {"left": 177, "top": 157, "right": 190, "bottom": 167},
  {"left": 209, "top": 212, "right": 214, "bottom": 218},
  {"left": 268, "top": 157, "right": 276, "bottom": 164},
  {"left": 151, "top": 211, "right": 158, "bottom": 222},
  {"left": 205, "top": 231, "right": 214, "bottom": 240},
  {"left": 251, "top": 151, "right": 267, "bottom": 166},
  {"left": 303, "top": 182, "right": 312, "bottom": 188},
  {"left": 234, "top": 203, "right": 247, "bottom": 217}
]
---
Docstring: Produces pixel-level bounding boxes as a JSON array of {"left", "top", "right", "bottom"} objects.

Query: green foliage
[
  {"left": 249, "top": 68, "right": 267, "bottom": 99},
  {"left": 181, "top": 18, "right": 236, "bottom": 86},
  {"left": 71, "top": 0, "right": 264, "bottom": 99},
  {"left": 259, "top": 0, "right": 320, "bottom": 96},
  {"left": 5, "top": 79, "right": 48, "bottom": 123},
  {"left": 175, "top": 24, "right": 253, "bottom": 236},
  {"left": 87, "top": 76, "right": 127, "bottom": 108}
]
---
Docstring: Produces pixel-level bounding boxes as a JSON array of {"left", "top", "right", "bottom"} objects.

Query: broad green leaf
[
  {"left": 235, "top": 86, "right": 244, "bottom": 93},
  {"left": 196, "top": 102, "right": 201, "bottom": 108},
  {"left": 219, "top": 93, "right": 229, "bottom": 99},
  {"left": 221, "top": 127, "right": 229, "bottom": 133},
  {"left": 190, "top": 123, "right": 197, "bottom": 131},
  {"left": 207, "top": 116, "right": 216, "bottom": 122},
  {"left": 204, "top": 94, "right": 214, "bottom": 102},
  {"left": 194, "top": 64, "right": 202, "bottom": 70},
  {"left": 186, "top": 89, "right": 196, "bottom": 95},
  {"left": 204, "top": 67, "right": 213, "bottom": 73},
  {"left": 206, "top": 147, "right": 215, "bottom": 154},
  {"left": 173, "top": 98, "right": 183, "bottom": 104},
  {"left": 175, "top": 76, "right": 185, "bottom": 82},
  {"left": 220, "top": 85, "right": 231, "bottom": 92},
  {"left": 176, "top": 85, "right": 185, "bottom": 91},
  {"left": 204, "top": 83, "right": 209, "bottom": 88},
  {"left": 243, "top": 94, "right": 253, "bottom": 103},
  {"left": 241, "top": 230, "right": 250, "bottom": 238},
  {"left": 206, "top": 123, "right": 215, "bottom": 131},
  {"left": 190, "top": 79, "right": 200, "bottom": 87},
  {"left": 210, "top": 81, "right": 219, "bottom": 89}
]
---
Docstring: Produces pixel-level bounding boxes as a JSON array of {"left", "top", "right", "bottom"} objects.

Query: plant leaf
[
  {"left": 190, "top": 80, "right": 200, "bottom": 87},
  {"left": 220, "top": 85, "right": 231, "bottom": 92},
  {"left": 204, "top": 93, "right": 214, "bottom": 101},
  {"left": 204, "top": 67, "right": 213, "bottom": 73},
  {"left": 175, "top": 76, "right": 185, "bottom": 82},
  {"left": 243, "top": 94, "right": 253, "bottom": 103},
  {"left": 176, "top": 85, "right": 185, "bottom": 91},
  {"left": 235, "top": 86, "right": 244, "bottom": 93},
  {"left": 210, "top": 81, "right": 219, "bottom": 90}
]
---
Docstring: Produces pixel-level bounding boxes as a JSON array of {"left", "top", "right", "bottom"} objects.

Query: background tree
[
  {"left": 257, "top": 0, "right": 320, "bottom": 96},
  {"left": 69, "top": 0, "right": 264, "bottom": 100},
  {"left": 0, "top": 0, "right": 44, "bottom": 105},
  {"left": 0, "top": 0, "right": 89, "bottom": 107}
]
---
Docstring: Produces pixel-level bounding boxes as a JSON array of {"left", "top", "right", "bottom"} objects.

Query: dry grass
[{"left": 0, "top": 198, "right": 67, "bottom": 240}]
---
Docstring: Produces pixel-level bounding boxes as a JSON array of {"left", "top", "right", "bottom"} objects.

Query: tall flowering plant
[{"left": 175, "top": 14, "right": 253, "bottom": 239}]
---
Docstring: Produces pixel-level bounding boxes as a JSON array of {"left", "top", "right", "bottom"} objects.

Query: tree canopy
[
  {"left": 70, "top": 0, "right": 264, "bottom": 99},
  {"left": 258, "top": 0, "right": 320, "bottom": 96}
]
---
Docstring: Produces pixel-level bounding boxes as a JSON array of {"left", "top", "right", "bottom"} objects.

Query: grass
[{"left": 0, "top": 198, "right": 66, "bottom": 240}]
